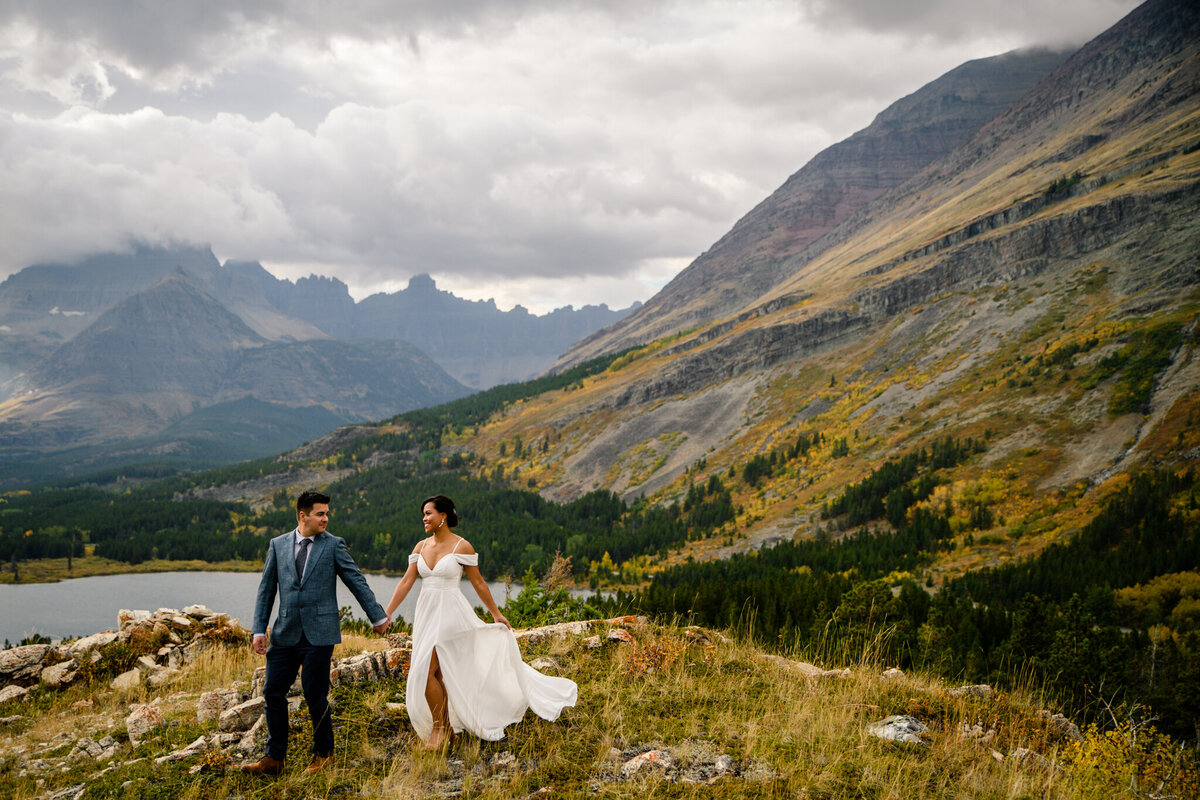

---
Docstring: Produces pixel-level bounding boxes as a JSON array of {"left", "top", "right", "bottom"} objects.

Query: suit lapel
[
  {"left": 301, "top": 532, "right": 328, "bottom": 586},
  {"left": 283, "top": 530, "right": 299, "bottom": 585}
]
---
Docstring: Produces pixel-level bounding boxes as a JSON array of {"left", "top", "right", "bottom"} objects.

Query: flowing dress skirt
[{"left": 406, "top": 552, "right": 578, "bottom": 741}]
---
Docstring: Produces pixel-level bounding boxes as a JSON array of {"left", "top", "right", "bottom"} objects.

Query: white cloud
[{"left": 0, "top": 0, "right": 1141, "bottom": 313}]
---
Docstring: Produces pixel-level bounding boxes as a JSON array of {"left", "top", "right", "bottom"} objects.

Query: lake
[{"left": 0, "top": 571, "right": 533, "bottom": 645}]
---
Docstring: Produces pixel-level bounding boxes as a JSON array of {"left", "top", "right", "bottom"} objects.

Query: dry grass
[{"left": 4, "top": 622, "right": 1195, "bottom": 799}]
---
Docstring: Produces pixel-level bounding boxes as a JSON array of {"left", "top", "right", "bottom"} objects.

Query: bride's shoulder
[
  {"left": 455, "top": 537, "right": 477, "bottom": 555},
  {"left": 410, "top": 537, "right": 429, "bottom": 554}
]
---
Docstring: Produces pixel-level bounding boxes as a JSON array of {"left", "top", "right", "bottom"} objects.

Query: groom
[{"left": 242, "top": 490, "right": 390, "bottom": 776}]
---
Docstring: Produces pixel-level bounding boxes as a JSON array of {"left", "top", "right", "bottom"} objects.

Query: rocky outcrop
[
  {"left": 0, "top": 605, "right": 248, "bottom": 702},
  {"left": 0, "top": 645, "right": 57, "bottom": 684},
  {"left": 600, "top": 308, "right": 869, "bottom": 409}
]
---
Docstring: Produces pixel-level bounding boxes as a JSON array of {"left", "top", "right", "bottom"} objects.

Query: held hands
[{"left": 373, "top": 619, "right": 391, "bottom": 635}]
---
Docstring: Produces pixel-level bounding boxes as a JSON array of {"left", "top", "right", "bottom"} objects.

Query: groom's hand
[{"left": 252, "top": 634, "right": 267, "bottom": 655}]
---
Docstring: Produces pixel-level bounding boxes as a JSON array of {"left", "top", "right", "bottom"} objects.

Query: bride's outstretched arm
[
  {"left": 458, "top": 539, "right": 511, "bottom": 628},
  {"left": 465, "top": 565, "right": 511, "bottom": 629},
  {"left": 384, "top": 561, "right": 419, "bottom": 619}
]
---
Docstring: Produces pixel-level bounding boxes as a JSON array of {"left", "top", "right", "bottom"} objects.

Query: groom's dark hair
[{"left": 297, "top": 490, "right": 331, "bottom": 514}]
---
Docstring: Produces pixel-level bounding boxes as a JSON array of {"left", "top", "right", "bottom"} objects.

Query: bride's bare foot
[{"left": 423, "top": 725, "right": 451, "bottom": 750}]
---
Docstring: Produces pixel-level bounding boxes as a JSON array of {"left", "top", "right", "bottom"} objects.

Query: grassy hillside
[{"left": 3, "top": 617, "right": 1197, "bottom": 800}]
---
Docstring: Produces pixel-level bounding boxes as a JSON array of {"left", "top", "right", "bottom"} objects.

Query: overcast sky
[{"left": 0, "top": 0, "right": 1140, "bottom": 314}]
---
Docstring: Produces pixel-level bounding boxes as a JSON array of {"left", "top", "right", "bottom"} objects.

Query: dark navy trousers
[{"left": 263, "top": 633, "right": 335, "bottom": 761}]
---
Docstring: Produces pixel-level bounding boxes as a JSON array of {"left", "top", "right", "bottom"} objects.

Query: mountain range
[
  {"left": 0, "top": 247, "right": 634, "bottom": 482},
  {"left": 3, "top": 0, "right": 1198, "bottom": 514}
]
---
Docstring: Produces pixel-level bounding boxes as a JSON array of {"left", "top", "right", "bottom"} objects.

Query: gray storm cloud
[{"left": 0, "top": 0, "right": 1141, "bottom": 311}]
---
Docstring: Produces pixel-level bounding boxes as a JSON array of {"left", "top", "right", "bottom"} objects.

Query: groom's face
[{"left": 298, "top": 503, "right": 330, "bottom": 537}]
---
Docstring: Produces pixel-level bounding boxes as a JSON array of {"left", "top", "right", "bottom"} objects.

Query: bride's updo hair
[{"left": 422, "top": 494, "right": 459, "bottom": 528}]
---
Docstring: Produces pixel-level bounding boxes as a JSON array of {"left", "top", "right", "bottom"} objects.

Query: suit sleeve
[
  {"left": 333, "top": 538, "right": 386, "bottom": 623},
  {"left": 252, "top": 539, "right": 279, "bottom": 636}
]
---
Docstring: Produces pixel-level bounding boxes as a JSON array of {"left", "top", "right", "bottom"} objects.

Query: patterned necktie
[{"left": 295, "top": 537, "right": 311, "bottom": 581}]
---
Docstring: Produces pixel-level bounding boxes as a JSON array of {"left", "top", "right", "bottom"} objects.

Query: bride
[{"left": 383, "top": 494, "right": 578, "bottom": 749}]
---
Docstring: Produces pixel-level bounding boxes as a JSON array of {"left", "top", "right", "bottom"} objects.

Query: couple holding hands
[{"left": 240, "top": 490, "right": 577, "bottom": 776}]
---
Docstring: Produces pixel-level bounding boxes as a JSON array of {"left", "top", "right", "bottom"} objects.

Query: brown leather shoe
[
  {"left": 304, "top": 754, "right": 334, "bottom": 775},
  {"left": 240, "top": 755, "right": 285, "bottom": 775}
]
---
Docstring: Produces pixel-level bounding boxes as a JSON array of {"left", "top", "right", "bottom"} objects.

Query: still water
[{"left": 0, "top": 571, "right": 527, "bottom": 645}]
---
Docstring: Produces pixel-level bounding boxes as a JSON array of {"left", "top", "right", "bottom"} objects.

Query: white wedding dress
[{"left": 406, "top": 542, "right": 578, "bottom": 742}]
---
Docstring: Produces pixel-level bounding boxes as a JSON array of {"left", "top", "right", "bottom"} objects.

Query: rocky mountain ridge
[
  {"left": 0, "top": 271, "right": 470, "bottom": 481},
  {"left": 0, "top": 247, "right": 635, "bottom": 392},
  {"left": 0, "top": 247, "right": 633, "bottom": 483},
  {"left": 556, "top": 47, "right": 1072, "bottom": 368}
]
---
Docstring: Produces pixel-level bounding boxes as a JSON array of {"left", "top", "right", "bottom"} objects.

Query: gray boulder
[
  {"left": 0, "top": 644, "right": 52, "bottom": 682},
  {"left": 219, "top": 696, "right": 265, "bottom": 732},
  {"left": 867, "top": 715, "right": 930, "bottom": 747},
  {"left": 66, "top": 631, "right": 119, "bottom": 659},
  {"left": 40, "top": 660, "right": 78, "bottom": 688},
  {"left": 0, "top": 685, "right": 30, "bottom": 705}
]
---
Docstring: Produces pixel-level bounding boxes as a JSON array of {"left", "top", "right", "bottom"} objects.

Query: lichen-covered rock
[
  {"left": 155, "top": 735, "right": 208, "bottom": 763},
  {"left": 949, "top": 684, "right": 993, "bottom": 698},
  {"left": 146, "top": 666, "right": 180, "bottom": 688},
  {"left": 117, "top": 610, "right": 151, "bottom": 632},
  {"left": 182, "top": 605, "right": 216, "bottom": 619},
  {"left": 622, "top": 749, "right": 675, "bottom": 778},
  {"left": 759, "top": 653, "right": 850, "bottom": 679},
  {"left": 513, "top": 620, "right": 593, "bottom": 643},
  {"left": 0, "top": 644, "right": 53, "bottom": 683},
  {"left": 0, "top": 684, "right": 30, "bottom": 705},
  {"left": 867, "top": 715, "right": 930, "bottom": 747},
  {"left": 1036, "top": 709, "right": 1083, "bottom": 742},
  {"left": 125, "top": 704, "right": 164, "bottom": 746},
  {"left": 40, "top": 660, "right": 78, "bottom": 688},
  {"left": 233, "top": 714, "right": 266, "bottom": 756},
  {"left": 330, "top": 653, "right": 378, "bottom": 687},
  {"left": 1010, "top": 747, "right": 1059, "bottom": 772},
  {"left": 607, "top": 628, "right": 634, "bottom": 644},
  {"left": 70, "top": 735, "right": 118, "bottom": 762},
  {"left": 384, "top": 647, "right": 410, "bottom": 679},
  {"left": 66, "top": 632, "right": 119, "bottom": 659},
  {"left": 218, "top": 697, "right": 265, "bottom": 732},
  {"left": 197, "top": 688, "right": 244, "bottom": 724}
]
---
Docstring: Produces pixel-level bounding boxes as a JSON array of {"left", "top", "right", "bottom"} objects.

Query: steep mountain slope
[
  {"left": 441, "top": 0, "right": 1199, "bottom": 574},
  {"left": 557, "top": 47, "right": 1070, "bottom": 368}
]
